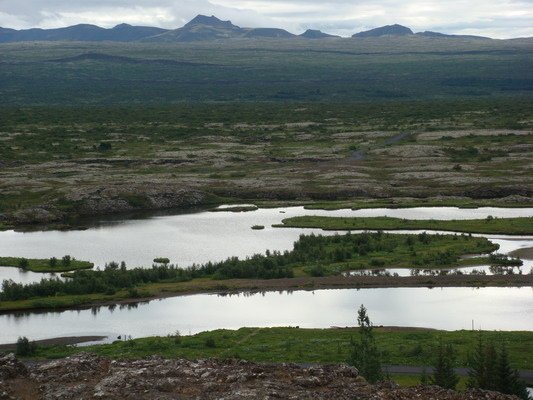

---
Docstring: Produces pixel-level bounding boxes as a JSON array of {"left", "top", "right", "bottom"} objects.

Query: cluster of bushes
[
  {"left": 1, "top": 262, "right": 190, "bottom": 301},
  {"left": 0, "top": 244, "right": 297, "bottom": 301},
  {"left": 0, "top": 232, "right": 493, "bottom": 302},
  {"left": 15, "top": 336, "right": 37, "bottom": 356},
  {"left": 488, "top": 253, "right": 523, "bottom": 267}
]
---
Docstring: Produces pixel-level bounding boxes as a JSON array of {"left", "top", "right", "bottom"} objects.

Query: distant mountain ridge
[
  {"left": 0, "top": 23, "right": 168, "bottom": 42},
  {"left": 353, "top": 24, "right": 413, "bottom": 38},
  {"left": 416, "top": 31, "right": 491, "bottom": 40},
  {"left": 300, "top": 29, "right": 340, "bottom": 39},
  {"left": 0, "top": 15, "right": 494, "bottom": 43}
]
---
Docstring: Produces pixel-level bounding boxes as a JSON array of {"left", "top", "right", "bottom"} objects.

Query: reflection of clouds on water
[
  {"left": 0, "top": 206, "right": 532, "bottom": 275},
  {"left": 1, "top": 287, "right": 531, "bottom": 345},
  {"left": 0, "top": 206, "right": 531, "bottom": 342},
  {"left": 0, "top": 267, "right": 61, "bottom": 286}
]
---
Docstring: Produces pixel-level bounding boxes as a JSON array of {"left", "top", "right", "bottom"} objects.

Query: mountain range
[{"left": 0, "top": 15, "right": 493, "bottom": 43}]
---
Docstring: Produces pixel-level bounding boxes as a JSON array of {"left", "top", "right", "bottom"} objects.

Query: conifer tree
[
  {"left": 348, "top": 304, "right": 383, "bottom": 383},
  {"left": 495, "top": 344, "right": 530, "bottom": 400},
  {"left": 431, "top": 341, "right": 459, "bottom": 389},
  {"left": 467, "top": 336, "right": 530, "bottom": 400}
]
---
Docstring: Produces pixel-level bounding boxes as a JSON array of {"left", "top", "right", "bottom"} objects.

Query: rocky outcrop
[
  {"left": 10, "top": 207, "right": 65, "bottom": 225},
  {"left": 0, "top": 354, "right": 27, "bottom": 380},
  {"left": 4, "top": 185, "right": 210, "bottom": 227},
  {"left": 64, "top": 184, "right": 208, "bottom": 215},
  {"left": 462, "top": 186, "right": 532, "bottom": 199},
  {"left": 0, "top": 353, "right": 523, "bottom": 400}
]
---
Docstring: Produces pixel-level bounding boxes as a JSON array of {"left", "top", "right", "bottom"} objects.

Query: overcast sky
[{"left": 0, "top": 0, "right": 532, "bottom": 39}]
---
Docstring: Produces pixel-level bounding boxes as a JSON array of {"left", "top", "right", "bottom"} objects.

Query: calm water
[
  {"left": 0, "top": 267, "right": 61, "bottom": 285},
  {"left": 0, "top": 287, "right": 531, "bottom": 344},
  {"left": 0, "top": 206, "right": 531, "bottom": 344},
  {"left": 0, "top": 206, "right": 532, "bottom": 269}
]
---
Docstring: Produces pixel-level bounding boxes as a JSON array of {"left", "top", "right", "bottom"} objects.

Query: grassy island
[
  {"left": 275, "top": 216, "right": 533, "bottom": 235},
  {"left": 0, "top": 256, "right": 94, "bottom": 273}
]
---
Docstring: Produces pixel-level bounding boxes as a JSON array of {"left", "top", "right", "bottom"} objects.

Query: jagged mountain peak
[{"left": 185, "top": 15, "right": 238, "bottom": 29}]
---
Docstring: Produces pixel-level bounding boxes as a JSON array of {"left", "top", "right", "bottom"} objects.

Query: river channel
[{"left": 0, "top": 206, "right": 531, "bottom": 344}]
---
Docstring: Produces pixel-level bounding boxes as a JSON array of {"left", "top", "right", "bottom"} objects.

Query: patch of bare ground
[
  {"left": 371, "top": 145, "right": 444, "bottom": 158},
  {"left": 417, "top": 129, "right": 531, "bottom": 140},
  {"left": 0, "top": 353, "right": 523, "bottom": 400},
  {"left": 509, "top": 247, "right": 533, "bottom": 260}
]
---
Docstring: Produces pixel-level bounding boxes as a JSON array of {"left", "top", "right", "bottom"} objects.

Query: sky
[{"left": 0, "top": 0, "right": 532, "bottom": 39}]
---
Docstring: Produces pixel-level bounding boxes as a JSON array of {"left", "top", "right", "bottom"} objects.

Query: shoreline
[
  {"left": 0, "top": 335, "right": 107, "bottom": 351},
  {"left": 2, "top": 198, "right": 532, "bottom": 233},
  {"left": 1, "top": 274, "right": 532, "bottom": 314}
]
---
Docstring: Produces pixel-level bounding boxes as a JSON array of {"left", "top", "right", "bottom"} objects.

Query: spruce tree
[
  {"left": 348, "top": 304, "right": 383, "bottom": 383},
  {"left": 467, "top": 335, "right": 486, "bottom": 389},
  {"left": 467, "top": 337, "right": 530, "bottom": 400},
  {"left": 495, "top": 344, "right": 530, "bottom": 400},
  {"left": 431, "top": 341, "right": 459, "bottom": 389}
]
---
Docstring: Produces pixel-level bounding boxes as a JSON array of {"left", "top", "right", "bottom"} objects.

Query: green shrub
[
  {"left": 15, "top": 336, "right": 37, "bottom": 356},
  {"left": 18, "top": 258, "right": 29, "bottom": 269}
]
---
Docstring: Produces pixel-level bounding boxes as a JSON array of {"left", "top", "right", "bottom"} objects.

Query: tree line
[
  {"left": 349, "top": 305, "right": 530, "bottom": 399},
  {"left": 0, "top": 232, "right": 397, "bottom": 301}
]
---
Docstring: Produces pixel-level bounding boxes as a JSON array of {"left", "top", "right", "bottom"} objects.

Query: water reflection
[
  {"left": 1, "top": 206, "right": 531, "bottom": 269},
  {"left": 347, "top": 264, "right": 530, "bottom": 277},
  {"left": 0, "top": 287, "right": 531, "bottom": 344},
  {"left": 0, "top": 267, "right": 62, "bottom": 286}
]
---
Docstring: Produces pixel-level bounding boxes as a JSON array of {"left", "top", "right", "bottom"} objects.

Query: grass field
[{"left": 26, "top": 327, "right": 533, "bottom": 372}]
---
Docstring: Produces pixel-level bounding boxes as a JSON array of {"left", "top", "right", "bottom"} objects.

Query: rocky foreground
[{"left": 0, "top": 353, "right": 522, "bottom": 400}]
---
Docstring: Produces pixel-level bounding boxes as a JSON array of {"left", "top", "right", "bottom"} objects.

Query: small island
[{"left": 0, "top": 255, "right": 94, "bottom": 273}]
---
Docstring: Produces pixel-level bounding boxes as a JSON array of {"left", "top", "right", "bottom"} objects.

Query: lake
[
  {"left": 0, "top": 287, "right": 531, "bottom": 345},
  {"left": 0, "top": 206, "right": 531, "bottom": 345},
  {"left": 1, "top": 206, "right": 531, "bottom": 269}
]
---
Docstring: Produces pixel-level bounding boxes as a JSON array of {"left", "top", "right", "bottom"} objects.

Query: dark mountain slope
[
  {"left": 144, "top": 15, "right": 244, "bottom": 42},
  {"left": 0, "top": 23, "right": 168, "bottom": 42},
  {"left": 353, "top": 24, "right": 414, "bottom": 38},
  {"left": 244, "top": 28, "right": 295, "bottom": 38},
  {"left": 300, "top": 29, "right": 339, "bottom": 39},
  {"left": 416, "top": 31, "right": 491, "bottom": 40}
]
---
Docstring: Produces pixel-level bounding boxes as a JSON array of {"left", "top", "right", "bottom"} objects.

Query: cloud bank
[{"left": 0, "top": 0, "right": 531, "bottom": 38}]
